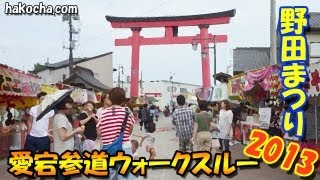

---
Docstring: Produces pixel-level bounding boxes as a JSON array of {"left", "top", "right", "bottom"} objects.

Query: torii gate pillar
[
  {"left": 199, "top": 25, "right": 211, "bottom": 88},
  {"left": 130, "top": 27, "right": 142, "bottom": 98}
]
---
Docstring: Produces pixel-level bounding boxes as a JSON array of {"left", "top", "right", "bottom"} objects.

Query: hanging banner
[
  {"left": 195, "top": 87, "right": 213, "bottom": 101},
  {"left": 243, "top": 66, "right": 274, "bottom": 92},
  {"left": 87, "top": 91, "right": 98, "bottom": 103},
  {"left": 71, "top": 88, "right": 88, "bottom": 104},
  {"left": 227, "top": 75, "right": 246, "bottom": 97},
  {"left": 269, "top": 69, "right": 282, "bottom": 99},
  {"left": 212, "top": 83, "right": 228, "bottom": 101},
  {"left": 306, "top": 63, "right": 320, "bottom": 97},
  {"left": 0, "top": 64, "right": 41, "bottom": 97}
]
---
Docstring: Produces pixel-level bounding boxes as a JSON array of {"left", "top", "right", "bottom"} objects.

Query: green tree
[{"left": 29, "top": 63, "right": 47, "bottom": 74}]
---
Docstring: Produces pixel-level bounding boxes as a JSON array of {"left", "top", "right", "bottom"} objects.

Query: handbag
[{"left": 103, "top": 108, "right": 129, "bottom": 156}]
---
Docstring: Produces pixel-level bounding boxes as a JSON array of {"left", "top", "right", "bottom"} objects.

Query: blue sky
[{"left": 0, "top": 0, "right": 319, "bottom": 85}]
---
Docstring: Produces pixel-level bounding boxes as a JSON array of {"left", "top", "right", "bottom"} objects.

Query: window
[
  {"left": 180, "top": 88, "right": 188, "bottom": 93},
  {"left": 310, "top": 42, "right": 320, "bottom": 58},
  {"left": 62, "top": 74, "right": 66, "bottom": 81},
  {"left": 167, "top": 86, "right": 177, "bottom": 92}
]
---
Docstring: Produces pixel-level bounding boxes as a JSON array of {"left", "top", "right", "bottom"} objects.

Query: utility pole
[
  {"left": 117, "top": 65, "right": 124, "bottom": 87},
  {"left": 118, "top": 65, "right": 121, "bottom": 87},
  {"left": 68, "top": 14, "right": 74, "bottom": 75},
  {"left": 140, "top": 71, "right": 143, "bottom": 95},
  {"left": 170, "top": 76, "right": 173, "bottom": 106},
  {"left": 213, "top": 41, "right": 217, "bottom": 85},
  {"left": 169, "top": 73, "right": 175, "bottom": 106},
  {"left": 62, "top": 13, "right": 80, "bottom": 76},
  {"left": 121, "top": 66, "right": 124, "bottom": 88},
  {"left": 270, "top": 0, "right": 277, "bottom": 65}
]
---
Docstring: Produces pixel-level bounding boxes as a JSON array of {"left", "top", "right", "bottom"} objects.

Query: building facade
[
  {"left": 114, "top": 80, "right": 200, "bottom": 110},
  {"left": 37, "top": 52, "right": 113, "bottom": 88},
  {"left": 307, "top": 13, "right": 320, "bottom": 65}
]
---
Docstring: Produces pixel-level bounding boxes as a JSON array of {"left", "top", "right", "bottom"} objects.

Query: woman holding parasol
[{"left": 36, "top": 90, "right": 85, "bottom": 180}]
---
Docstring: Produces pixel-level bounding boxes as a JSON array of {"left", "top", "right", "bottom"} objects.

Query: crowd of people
[
  {"left": 22, "top": 86, "right": 289, "bottom": 180},
  {"left": 171, "top": 96, "right": 234, "bottom": 153},
  {"left": 23, "top": 87, "right": 171, "bottom": 180},
  {"left": 171, "top": 96, "right": 289, "bottom": 154}
]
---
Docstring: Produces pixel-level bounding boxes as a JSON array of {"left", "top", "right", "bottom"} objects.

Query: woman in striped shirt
[{"left": 97, "top": 87, "right": 135, "bottom": 180}]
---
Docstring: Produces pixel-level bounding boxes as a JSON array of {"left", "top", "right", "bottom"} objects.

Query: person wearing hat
[{"left": 24, "top": 92, "right": 55, "bottom": 153}]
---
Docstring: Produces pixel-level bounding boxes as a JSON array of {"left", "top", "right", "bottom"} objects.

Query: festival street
[{"left": 1, "top": 1, "right": 320, "bottom": 179}]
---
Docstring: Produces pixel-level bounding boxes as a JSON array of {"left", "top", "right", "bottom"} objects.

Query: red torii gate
[{"left": 106, "top": 9, "right": 235, "bottom": 98}]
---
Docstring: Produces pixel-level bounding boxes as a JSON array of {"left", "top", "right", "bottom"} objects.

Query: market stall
[
  {"left": 301, "top": 63, "right": 320, "bottom": 172},
  {"left": 228, "top": 63, "right": 320, "bottom": 173},
  {"left": 227, "top": 65, "right": 283, "bottom": 144},
  {"left": 0, "top": 64, "right": 41, "bottom": 158}
]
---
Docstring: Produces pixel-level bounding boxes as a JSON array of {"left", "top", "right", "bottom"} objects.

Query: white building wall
[
  {"left": 37, "top": 68, "right": 69, "bottom": 85},
  {"left": 37, "top": 69, "right": 50, "bottom": 84},
  {"left": 78, "top": 54, "right": 113, "bottom": 87},
  {"left": 114, "top": 81, "right": 200, "bottom": 110},
  {"left": 37, "top": 53, "right": 113, "bottom": 88},
  {"left": 307, "top": 32, "right": 320, "bottom": 64}
]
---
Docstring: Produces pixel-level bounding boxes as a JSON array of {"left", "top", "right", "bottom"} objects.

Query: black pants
[
  {"left": 24, "top": 135, "right": 50, "bottom": 153},
  {"left": 219, "top": 139, "right": 230, "bottom": 151},
  {"left": 139, "top": 120, "right": 148, "bottom": 129}
]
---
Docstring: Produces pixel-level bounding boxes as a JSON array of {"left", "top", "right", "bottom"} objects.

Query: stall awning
[{"left": 0, "top": 64, "right": 41, "bottom": 97}]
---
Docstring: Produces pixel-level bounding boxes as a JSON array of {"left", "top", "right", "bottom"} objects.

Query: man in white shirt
[{"left": 24, "top": 92, "right": 55, "bottom": 152}]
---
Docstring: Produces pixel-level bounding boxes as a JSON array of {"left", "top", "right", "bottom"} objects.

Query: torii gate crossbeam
[{"left": 106, "top": 9, "right": 236, "bottom": 98}]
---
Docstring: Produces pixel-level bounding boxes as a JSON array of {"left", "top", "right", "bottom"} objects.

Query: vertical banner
[
  {"left": 243, "top": 6, "right": 320, "bottom": 179},
  {"left": 278, "top": 7, "right": 309, "bottom": 138}
]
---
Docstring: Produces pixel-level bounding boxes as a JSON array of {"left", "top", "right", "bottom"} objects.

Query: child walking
[
  {"left": 133, "top": 122, "right": 173, "bottom": 160},
  {"left": 131, "top": 140, "right": 140, "bottom": 160}
]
